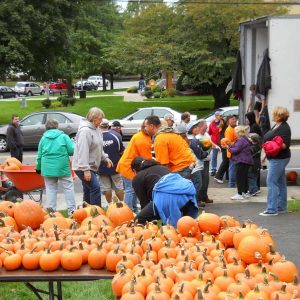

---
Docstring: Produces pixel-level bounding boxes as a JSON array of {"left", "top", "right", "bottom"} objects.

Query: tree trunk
[
  {"left": 102, "top": 72, "right": 106, "bottom": 91},
  {"left": 110, "top": 73, "right": 114, "bottom": 90},
  {"left": 67, "top": 76, "right": 73, "bottom": 98},
  {"left": 210, "top": 79, "right": 232, "bottom": 108}
]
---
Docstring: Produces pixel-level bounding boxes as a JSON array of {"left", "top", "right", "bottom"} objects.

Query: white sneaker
[
  {"left": 231, "top": 194, "right": 244, "bottom": 200},
  {"left": 242, "top": 192, "right": 251, "bottom": 198},
  {"left": 214, "top": 177, "right": 223, "bottom": 184}
]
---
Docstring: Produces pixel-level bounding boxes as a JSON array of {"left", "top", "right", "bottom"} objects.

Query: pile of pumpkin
[
  {"left": 0, "top": 157, "right": 23, "bottom": 170},
  {"left": 0, "top": 199, "right": 299, "bottom": 300}
]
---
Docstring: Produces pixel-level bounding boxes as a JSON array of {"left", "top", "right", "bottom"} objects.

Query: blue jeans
[
  {"left": 210, "top": 148, "right": 218, "bottom": 173},
  {"left": 75, "top": 170, "right": 101, "bottom": 206},
  {"left": 266, "top": 158, "right": 290, "bottom": 213},
  {"left": 228, "top": 160, "right": 236, "bottom": 188},
  {"left": 123, "top": 177, "right": 138, "bottom": 213},
  {"left": 191, "top": 170, "right": 202, "bottom": 200},
  {"left": 248, "top": 169, "right": 259, "bottom": 194},
  {"left": 176, "top": 166, "right": 193, "bottom": 179},
  {"left": 44, "top": 176, "right": 76, "bottom": 214}
]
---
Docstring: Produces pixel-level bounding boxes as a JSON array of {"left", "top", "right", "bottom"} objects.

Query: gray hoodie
[{"left": 72, "top": 120, "right": 108, "bottom": 172}]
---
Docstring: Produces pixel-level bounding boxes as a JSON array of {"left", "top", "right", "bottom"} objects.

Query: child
[
  {"left": 226, "top": 126, "right": 254, "bottom": 200},
  {"left": 248, "top": 133, "right": 262, "bottom": 196}
]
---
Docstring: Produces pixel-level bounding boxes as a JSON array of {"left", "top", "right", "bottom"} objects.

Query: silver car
[
  {"left": 0, "top": 111, "right": 85, "bottom": 152},
  {"left": 110, "top": 107, "right": 197, "bottom": 139},
  {"left": 14, "top": 82, "right": 45, "bottom": 96}
]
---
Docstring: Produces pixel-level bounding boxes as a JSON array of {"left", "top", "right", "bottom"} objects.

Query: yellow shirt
[
  {"left": 154, "top": 132, "right": 195, "bottom": 172},
  {"left": 116, "top": 131, "right": 152, "bottom": 180}
]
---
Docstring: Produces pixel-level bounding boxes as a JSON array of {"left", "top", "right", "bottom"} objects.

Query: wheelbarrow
[{"left": 0, "top": 165, "right": 45, "bottom": 203}]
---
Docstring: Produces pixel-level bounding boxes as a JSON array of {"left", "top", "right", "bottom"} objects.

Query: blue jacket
[
  {"left": 99, "top": 130, "right": 124, "bottom": 175},
  {"left": 152, "top": 173, "right": 198, "bottom": 226},
  {"left": 229, "top": 136, "right": 254, "bottom": 165}
]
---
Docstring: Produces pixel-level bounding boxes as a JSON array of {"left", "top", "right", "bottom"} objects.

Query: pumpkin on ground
[
  {"left": 197, "top": 212, "right": 221, "bottom": 235},
  {"left": 13, "top": 199, "right": 45, "bottom": 230},
  {"left": 286, "top": 171, "right": 298, "bottom": 182},
  {"left": 177, "top": 216, "right": 199, "bottom": 237}
]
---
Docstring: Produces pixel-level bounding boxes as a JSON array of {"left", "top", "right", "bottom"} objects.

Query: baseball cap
[
  {"left": 164, "top": 113, "right": 174, "bottom": 121},
  {"left": 186, "top": 120, "right": 200, "bottom": 134},
  {"left": 214, "top": 111, "right": 221, "bottom": 116},
  {"left": 176, "top": 124, "right": 188, "bottom": 135},
  {"left": 100, "top": 118, "right": 110, "bottom": 127},
  {"left": 111, "top": 120, "right": 123, "bottom": 127}
]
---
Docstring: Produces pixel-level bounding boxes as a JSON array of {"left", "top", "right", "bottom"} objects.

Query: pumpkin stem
[{"left": 197, "top": 288, "right": 204, "bottom": 300}]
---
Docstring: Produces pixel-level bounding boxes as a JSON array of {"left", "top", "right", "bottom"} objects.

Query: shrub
[
  {"left": 152, "top": 85, "right": 162, "bottom": 93},
  {"left": 153, "top": 92, "right": 161, "bottom": 98},
  {"left": 161, "top": 90, "right": 168, "bottom": 98},
  {"left": 56, "top": 96, "right": 64, "bottom": 102},
  {"left": 51, "top": 101, "right": 62, "bottom": 108},
  {"left": 61, "top": 97, "right": 69, "bottom": 107},
  {"left": 144, "top": 90, "right": 153, "bottom": 99},
  {"left": 127, "top": 86, "right": 139, "bottom": 93},
  {"left": 68, "top": 97, "right": 76, "bottom": 106},
  {"left": 41, "top": 98, "right": 51, "bottom": 108}
]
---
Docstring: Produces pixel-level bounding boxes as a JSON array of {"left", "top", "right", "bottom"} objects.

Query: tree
[{"left": 174, "top": 0, "right": 287, "bottom": 107}]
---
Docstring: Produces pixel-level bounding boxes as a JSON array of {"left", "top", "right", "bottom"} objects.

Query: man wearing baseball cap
[
  {"left": 164, "top": 113, "right": 175, "bottom": 128},
  {"left": 111, "top": 121, "right": 124, "bottom": 136}
]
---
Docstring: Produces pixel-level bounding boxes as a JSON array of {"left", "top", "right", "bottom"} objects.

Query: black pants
[
  {"left": 215, "top": 148, "right": 229, "bottom": 180},
  {"left": 10, "top": 147, "right": 23, "bottom": 163},
  {"left": 199, "top": 161, "right": 209, "bottom": 202},
  {"left": 135, "top": 200, "right": 196, "bottom": 225},
  {"left": 235, "top": 162, "right": 250, "bottom": 195}
]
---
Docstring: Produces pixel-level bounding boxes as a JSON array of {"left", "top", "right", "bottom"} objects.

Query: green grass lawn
[
  {"left": 288, "top": 199, "right": 300, "bottom": 214},
  {"left": 0, "top": 92, "right": 237, "bottom": 125},
  {"left": 0, "top": 280, "right": 114, "bottom": 300}
]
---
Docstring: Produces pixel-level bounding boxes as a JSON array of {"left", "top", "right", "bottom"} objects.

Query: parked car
[
  {"left": 74, "top": 81, "right": 97, "bottom": 91},
  {"left": 109, "top": 107, "right": 197, "bottom": 139},
  {"left": 0, "top": 111, "right": 85, "bottom": 152},
  {"left": 204, "top": 106, "right": 239, "bottom": 127},
  {"left": 0, "top": 86, "right": 19, "bottom": 99},
  {"left": 87, "top": 75, "right": 110, "bottom": 87},
  {"left": 14, "top": 82, "right": 45, "bottom": 96}
]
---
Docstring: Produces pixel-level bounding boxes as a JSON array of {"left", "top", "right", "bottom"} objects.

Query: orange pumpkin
[
  {"left": 14, "top": 200, "right": 45, "bottom": 230},
  {"left": 271, "top": 256, "right": 299, "bottom": 283},
  {"left": 197, "top": 212, "right": 221, "bottom": 235},
  {"left": 199, "top": 138, "right": 212, "bottom": 151},
  {"left": 237, "top": 236, "right": 268, "bottom": 264},
  {"left": 286, "top": 171, "right": 298, "bottom": 182},
  {"left": 106, "top": 201, "right": 134, "bottom": 227},
  {"left": 2, "top": 157, "right": 22, "bottom": 169},
  {"left": 61, "top": 247, "right": 82, "bottom": 271},
  {"left": 177, "top": 216, "right": 199, "bottom": 237},
  {"left": 0, "top": 201, "right": 15, "bottom": 217},
  {"left": 220, "top": 138, "right": 232, "bottom": 147},
  {"left": 4, "top": 162, "right": 20, "bottom": 170}
]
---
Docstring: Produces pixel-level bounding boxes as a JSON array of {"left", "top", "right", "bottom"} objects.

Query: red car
[{"left": 48, "top": 80, "right": 73, "bottom": 94}]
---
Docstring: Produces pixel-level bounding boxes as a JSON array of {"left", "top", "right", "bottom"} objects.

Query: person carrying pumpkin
[{"left": 36, "top": 119, "right": 76, "bottom": 216}]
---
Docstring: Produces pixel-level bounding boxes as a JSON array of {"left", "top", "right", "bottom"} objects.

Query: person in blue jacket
[
  {"left": 36, "top": 119, "right": 76, "bottom": 216},
  {"left": 132, "top": 157, "right": 198, "bottom": 226}
]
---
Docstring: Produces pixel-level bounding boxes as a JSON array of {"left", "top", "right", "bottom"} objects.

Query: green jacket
[{"left": 36, "top": 129, "right": 74, "bottom": 177}]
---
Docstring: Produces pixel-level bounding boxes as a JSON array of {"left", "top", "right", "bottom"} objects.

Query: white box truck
[{"left": 239, "top": 15, "right": 300, "bottom": 140}]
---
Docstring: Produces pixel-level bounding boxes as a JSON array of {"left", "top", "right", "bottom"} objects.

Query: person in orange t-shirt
[
  {"left": 224, "top": 115, "right": 238, "bottom": 188},
  {"left": 116, "top": 115, "right": 161, "bottom": 212},
  {"left": 154, "top": 128, "right": 195, "bottom": 179}
]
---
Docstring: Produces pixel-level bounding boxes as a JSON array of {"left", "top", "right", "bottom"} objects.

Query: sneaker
[
  {"left": 198, "top": 202, "right": 206, "bottom": 208},
  {"left": 214, "top": 177, "right": 223, "bottom": 184},
  {"left": 259, "top": 211, "right": 278, "bottom": 216},
  {"left": 231, "top": 194, "right": 244, "bottom": 200},
  {"left": 242, "top": 192, "right": 251, "bottom": 198},
  {"left": 210, "top": 171, "right": 216, "bottom": 176},
  {"left": 256, "top": 190, "right": 261, "bottom": 194},
  {"left": 249, "top": 190, "right": 260, "bottom": 196}
]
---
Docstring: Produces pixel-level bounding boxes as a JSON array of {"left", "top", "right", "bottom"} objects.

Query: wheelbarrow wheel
[{"left": 4, "top": 187, "right": 23, "bottom": 202}]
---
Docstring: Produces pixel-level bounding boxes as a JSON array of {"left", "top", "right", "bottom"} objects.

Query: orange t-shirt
[
  {"left": 225, "top": 125, "right": 237, "bottom": 158},
  {"left": 116, "top": 131, "right": 152, "bottom": 180},
  {"left": 154, "top": 132, "right": 195, "bottom": 172}
]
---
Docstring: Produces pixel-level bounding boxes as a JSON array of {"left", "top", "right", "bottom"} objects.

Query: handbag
[{"left": 262, "top": 135, "right": 284, "bottom": 157}]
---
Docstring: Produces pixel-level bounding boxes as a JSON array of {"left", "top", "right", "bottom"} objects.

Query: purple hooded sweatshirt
[{"left": 229, "top": 136, "right": 254, "bottom": 165}]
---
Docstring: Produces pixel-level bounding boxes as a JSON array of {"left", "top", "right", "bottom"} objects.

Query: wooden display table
[{"left": 0, "top": 265, "right": 115, "bottom": 300}]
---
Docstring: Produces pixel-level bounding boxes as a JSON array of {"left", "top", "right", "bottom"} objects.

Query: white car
[
  {"left": 204, "top": 106, "right": 239, "bottom": 127},
  {"left": 14, "top": 82, "right": 45, "bottom": 96},
  {"left": 110, "top": 107, "right": 197, "bottom": 139},
  {"left": 87, "top": 75, "right": 110, "bottom": 87}
]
